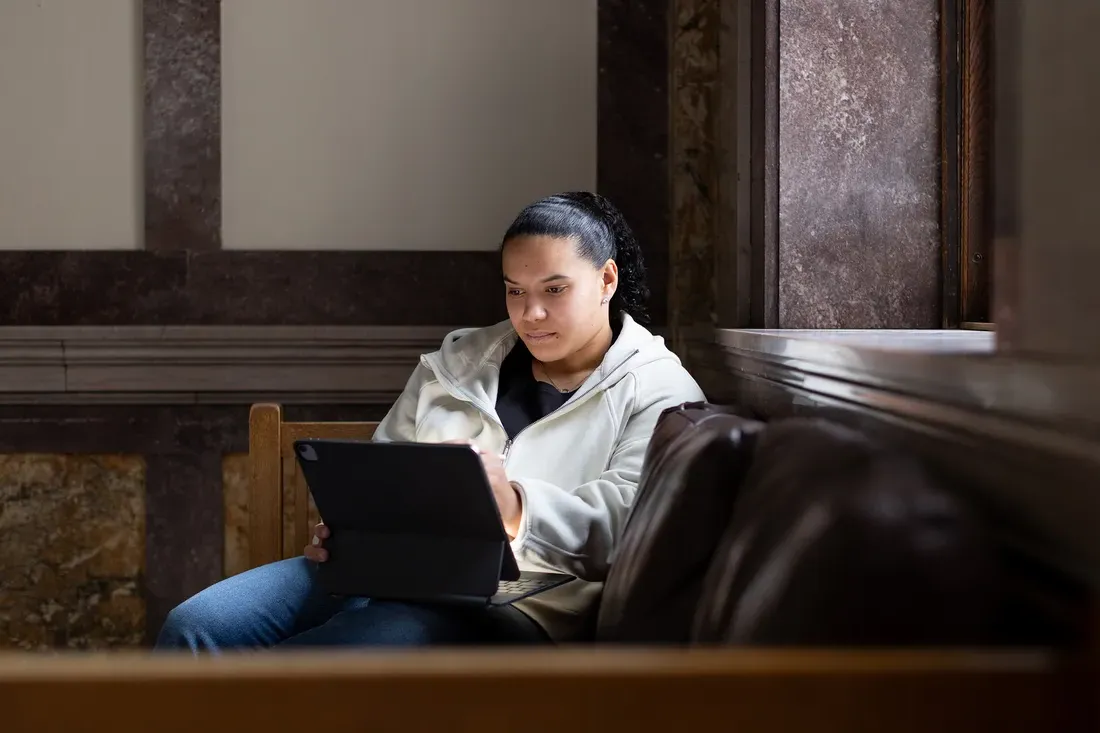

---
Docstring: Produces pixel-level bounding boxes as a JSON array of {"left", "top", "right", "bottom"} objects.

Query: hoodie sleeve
[
  {"left": 507, "top": 366, "right": 706, "bottom": 582},
  {"left": 371, "top": 363, "right": 433, "bottom": 443}
]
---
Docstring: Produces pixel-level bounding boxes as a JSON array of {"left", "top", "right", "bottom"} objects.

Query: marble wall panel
[
  {"left": 778, "top": 0, "right": 941, "bottom": 328},
  {"left": 0, "top": 454, "right": 145, "bottom": 650}
]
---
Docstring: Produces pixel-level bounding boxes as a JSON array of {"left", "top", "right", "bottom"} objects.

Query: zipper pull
[{"left": 502, "top": 439, "right": 512, "bottom": 461}]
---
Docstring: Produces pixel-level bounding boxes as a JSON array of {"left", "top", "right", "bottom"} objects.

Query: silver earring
[{"left": 601, "top": 296, "right": 609, "bottom": 305}]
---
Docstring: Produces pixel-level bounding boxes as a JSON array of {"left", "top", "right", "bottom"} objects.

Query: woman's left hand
[{"left": 443, "top": 440, "right": 523, "bottom": 539}]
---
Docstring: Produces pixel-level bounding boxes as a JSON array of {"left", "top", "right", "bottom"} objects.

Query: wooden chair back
[{"left": 247, "top": 403, "right": 378, "bottom": 569}]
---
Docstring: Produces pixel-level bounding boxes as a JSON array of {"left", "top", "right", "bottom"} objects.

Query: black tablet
[{"left": 292, "top": 439, "right": 524, "bottom": 599}]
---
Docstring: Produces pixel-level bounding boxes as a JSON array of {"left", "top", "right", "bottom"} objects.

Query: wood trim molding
[
  {"left": 0, "top": 325, "right": 452, "bottom": 404},
  {"left": 694, "top": 328, "right": 1100, "bottom": 597},
  {"left": 750, "top": 0, "right": 781, "bottom": 328},
  {"left": 941, "top": 0, "right": 994, "bottom": 326},
  {"left": 940, "top": 0, "right": 962, "bottom": 327},
  {"left": 960, "top": 0, "right": 993, "bottom": 323}
]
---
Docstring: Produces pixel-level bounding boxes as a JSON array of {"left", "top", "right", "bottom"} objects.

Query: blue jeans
[{"left": 155, "top": 557, "right": 549, "bottom": 653}]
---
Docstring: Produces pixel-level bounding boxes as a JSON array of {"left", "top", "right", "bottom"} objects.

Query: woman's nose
[{"left": 523, "top": 301, "right": 547, "bottom": 321}]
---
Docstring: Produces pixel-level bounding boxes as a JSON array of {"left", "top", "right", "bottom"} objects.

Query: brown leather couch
[{"left": 597, "top": 402, "right": 1007, "bottom": 646}]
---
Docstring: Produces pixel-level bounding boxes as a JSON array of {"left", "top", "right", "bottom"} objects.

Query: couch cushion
[
  {"left": 596, "top": 402, "right": 765, "bottom": 643},
  {"left": 691, "top": 417, "right": 1001, "bottom": 645}
]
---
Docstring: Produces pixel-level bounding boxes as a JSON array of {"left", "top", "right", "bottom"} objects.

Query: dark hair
[{"left": 500, "top": 191, "right": 650, "bottom": 326}]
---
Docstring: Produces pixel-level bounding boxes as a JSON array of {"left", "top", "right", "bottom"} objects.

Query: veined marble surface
[
  {"left": 779, "top": 0, "right": 941, "bottom": 328},
  {"left": 0, "top": 454, "right": 145, "bottom": 650}
]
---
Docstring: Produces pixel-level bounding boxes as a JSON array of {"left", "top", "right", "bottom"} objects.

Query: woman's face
[{"left": 502, "top": 235, "right": 618, "bottom": 364}]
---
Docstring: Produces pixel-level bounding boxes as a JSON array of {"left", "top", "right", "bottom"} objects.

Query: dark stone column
[
  {"left": 144, "top": 0, "right": 222, "bottom": 252},
  {"left": 777, "top": 0, "right": 941, "bottom": 328}
]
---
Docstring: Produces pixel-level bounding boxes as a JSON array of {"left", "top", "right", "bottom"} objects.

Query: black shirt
[{"left": 495, "top": 339, "right": 575, "bottom": 440}]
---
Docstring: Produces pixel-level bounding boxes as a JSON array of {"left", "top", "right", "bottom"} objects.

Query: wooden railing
[{"left": 0, "top": 647, "right": 1073, "bottom": 732}]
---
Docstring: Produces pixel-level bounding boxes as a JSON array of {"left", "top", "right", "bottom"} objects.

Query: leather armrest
[{"left": 597, "top": 402, "right": 765, "bottom": 643}]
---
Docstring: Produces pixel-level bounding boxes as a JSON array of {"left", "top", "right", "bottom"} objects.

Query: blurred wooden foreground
[{"left": 0, "top": 646, "right": 1083, "bottom": 733}]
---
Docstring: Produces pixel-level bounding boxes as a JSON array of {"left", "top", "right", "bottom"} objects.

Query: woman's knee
[
  {"left": 154, "top": 557, "right": 319, "bottom": 651},
  {"left": 155, "top": 594, "right": 213, "bottom": 650}
]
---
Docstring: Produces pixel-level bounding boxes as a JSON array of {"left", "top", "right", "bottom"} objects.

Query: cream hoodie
[{"left": 372, "top": 314, "right": 706, "bottom": 641}]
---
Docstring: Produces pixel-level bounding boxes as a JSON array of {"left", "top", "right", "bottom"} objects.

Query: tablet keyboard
[{"left": 497, "top": 577, "right": 557, "bottom": 595}]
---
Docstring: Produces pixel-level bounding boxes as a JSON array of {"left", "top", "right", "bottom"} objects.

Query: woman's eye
[
  {"left": 547, "top": 286, "right": 566, "bottom": 295},
  {"left": 507, "top": 289, "right": 524, "bottom": 297}
]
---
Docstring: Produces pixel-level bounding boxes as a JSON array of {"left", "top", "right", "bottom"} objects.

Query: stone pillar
[
  {"left": 668, "top": 0, "right": 762, "bottom": 355},
  {"left": 669, "top": 0, "right": 946, "bottom": 343},
  {"left": 776, "top": 0, "right": 942, "bottom": 329}
]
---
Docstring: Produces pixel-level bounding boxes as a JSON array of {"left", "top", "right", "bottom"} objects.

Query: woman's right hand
[{"left": 303, "top": 522, "right": 329, "bottom": 562}]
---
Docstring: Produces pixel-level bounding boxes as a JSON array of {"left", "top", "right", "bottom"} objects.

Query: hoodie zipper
[
  {"left": 500, "top": 358, "right": 634, "bottom": 462},
  {"left": 423, "top": 348, "right": 641, "bottom": 466}
]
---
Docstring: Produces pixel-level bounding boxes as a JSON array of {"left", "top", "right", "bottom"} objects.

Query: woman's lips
[{"left": 525, "top": 331, "right": 556, "bottom": 342}]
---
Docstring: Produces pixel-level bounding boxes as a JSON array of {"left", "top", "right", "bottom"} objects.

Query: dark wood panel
[
  {"left": 960, "top": 0, "right": 992, "bottom": 324},
  {"left": 750, "top": 0, "right": 780, "bottom": 328},
  {"left": 940, "top": 0, "right": 962, "bottom": 327},
  {"left": 941, "top": 0, "right": 994, "bottom": 326}
]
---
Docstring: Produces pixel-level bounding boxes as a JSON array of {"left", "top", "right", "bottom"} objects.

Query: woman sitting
[{"left": 155, "top": 191, "right": 705, "bottom": 651}]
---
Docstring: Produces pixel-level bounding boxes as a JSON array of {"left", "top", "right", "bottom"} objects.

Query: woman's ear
[
  {"left": 600, "top": 260, "right": 618, "bottom": 305},
  {"left": 602, "top": 258, "right": 619, "bottom": 289}
]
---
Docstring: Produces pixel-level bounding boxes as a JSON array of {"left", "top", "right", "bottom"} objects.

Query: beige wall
[
  {"left": 0, "top": 1, "right": 597, "bottom": 252},
  {"left": 0, "top": 0, "right": 142, "bottom": 251},
  {"left": 221, "top": 0, "right": 597, "bottom": 251}
]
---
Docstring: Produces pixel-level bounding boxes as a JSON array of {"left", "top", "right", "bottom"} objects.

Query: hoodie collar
[{"left": 421, "top": 314, "right": 671, "bottom": 411}]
